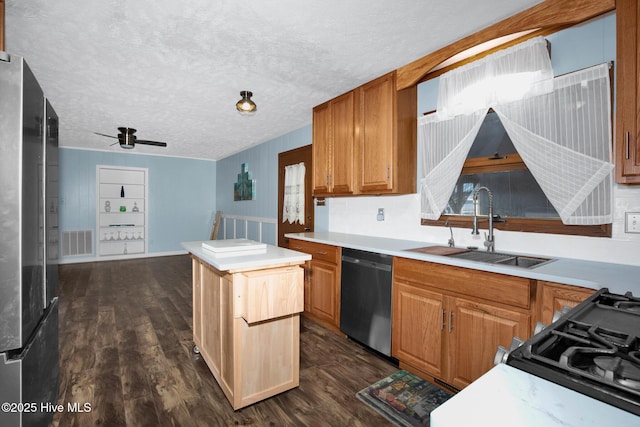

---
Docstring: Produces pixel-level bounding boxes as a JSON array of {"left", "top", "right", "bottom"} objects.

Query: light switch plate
[{"left": 625, "top": 212, "right": 640, "bottom": 233}]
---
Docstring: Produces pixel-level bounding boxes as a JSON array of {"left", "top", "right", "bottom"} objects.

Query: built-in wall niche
[{"left": 96, "top": 165, "right": 148, "bottom": 257}]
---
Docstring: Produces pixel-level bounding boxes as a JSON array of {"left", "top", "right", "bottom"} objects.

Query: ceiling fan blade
[
  {"left": 93, "top": 131, "right": 117, "bottom": 139},
  {"left": 136, "top": 139, "right": 167, "bottom": 147}
]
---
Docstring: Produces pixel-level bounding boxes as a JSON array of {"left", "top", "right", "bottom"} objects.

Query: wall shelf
[{"left": 96, "top": 165, "right": 148, "bottom": 257}]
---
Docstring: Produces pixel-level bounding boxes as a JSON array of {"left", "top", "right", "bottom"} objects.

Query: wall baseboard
[{"left": 58, "top": 250, "right": 188, "bottom": 265}]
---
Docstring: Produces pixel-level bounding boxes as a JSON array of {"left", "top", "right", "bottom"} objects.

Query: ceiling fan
[{"left": 94, "top": 127, "right": 168, "bottom": 149}]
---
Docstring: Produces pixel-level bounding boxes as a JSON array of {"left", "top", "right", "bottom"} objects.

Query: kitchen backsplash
[{"left": 320, "top": 184, "right": 640, "bottom": 267}]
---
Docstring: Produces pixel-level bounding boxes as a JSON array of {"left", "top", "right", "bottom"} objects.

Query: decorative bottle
[{"left": 120, "top": 185, "right": 125, "bottom": 198}]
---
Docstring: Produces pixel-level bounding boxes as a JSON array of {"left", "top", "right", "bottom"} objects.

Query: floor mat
[{"left": 356, "top": 370, "right": 453, "bottom": 426}]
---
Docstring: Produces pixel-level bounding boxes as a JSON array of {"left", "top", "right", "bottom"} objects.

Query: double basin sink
[{"left": 406, "top": 246, "right": 553, "bottom": 269}]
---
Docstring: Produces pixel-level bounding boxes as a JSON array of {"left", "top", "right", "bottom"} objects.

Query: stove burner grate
[{"left": 590, "top": 356, "right": 640, "bottom": 391}]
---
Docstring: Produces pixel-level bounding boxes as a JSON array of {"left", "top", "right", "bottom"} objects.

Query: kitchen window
[{"left": 419, "top": 37, "right": 613, "bottom": 238}]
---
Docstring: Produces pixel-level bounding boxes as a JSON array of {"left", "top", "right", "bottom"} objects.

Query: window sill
[{"left": 422, "top": 215, "right": 611, "bottom": 238}]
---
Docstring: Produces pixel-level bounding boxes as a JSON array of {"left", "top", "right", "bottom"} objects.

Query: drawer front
[
  {"left": 239, "top": 266, "right": 304, "bottom": 323},
  {"left": 288, "top": 239, "right": 340, "bottom": 264},
  {"left": 393, "top": 257, "right": 532, "bottom": 310}
]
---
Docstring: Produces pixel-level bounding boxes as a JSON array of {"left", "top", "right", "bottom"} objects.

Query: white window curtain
[
  {"left": 419, "top": 110, "right": 486, "bottom": 219},
  {"left": 494, "top": 63, "right": 613, "bottom": 225},
  {"left": 282, "top": 162, "right": 306, "bottom": 224},
  {"left": 419, "top": 36, "right": 613, "bottom": 225}
]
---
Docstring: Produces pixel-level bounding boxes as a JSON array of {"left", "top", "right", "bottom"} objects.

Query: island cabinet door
[
  {"left": 192, "top": 258, "right": 202, "bottom": 346},
  {"left": 199, "top": 263, "right": 223, "bottom": 379}
]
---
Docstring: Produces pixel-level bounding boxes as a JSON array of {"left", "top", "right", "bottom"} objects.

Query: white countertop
[
  {"left": 285, "top": 232, "right": 640, "bottom": 295},
  {"left": 430, "top": 364, "right": 639, "bottom": 427},
  {"left": 182, "top": 240, "right": 310, "bottom": 272}
]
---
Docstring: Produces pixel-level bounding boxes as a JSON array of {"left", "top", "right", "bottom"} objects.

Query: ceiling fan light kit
[
  {"left": 118, "top": 127, "right": 136, "bottom": 149},
  {"left": 236, "top": 90, "right": 257, "bottom": 115}
]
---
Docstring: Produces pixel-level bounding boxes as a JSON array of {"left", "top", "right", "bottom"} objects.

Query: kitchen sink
[{"left": 447, "top": 250, "right": 552, "bottom": 269}]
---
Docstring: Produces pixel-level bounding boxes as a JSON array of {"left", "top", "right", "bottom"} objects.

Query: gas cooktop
[{"left": 506, "top": 289, "right": 640, "bottom": 416}]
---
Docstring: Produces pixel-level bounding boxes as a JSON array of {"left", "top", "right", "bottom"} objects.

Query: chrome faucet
[
  {"left": 445, "top": 220, "right": 455, "bottom": 247},
  {"left": 471, "top": 186, "right": 495, "bottom": 252}
]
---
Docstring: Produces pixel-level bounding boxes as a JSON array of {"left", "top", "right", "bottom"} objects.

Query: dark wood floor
[{"left": 52, "top": 255, "right": 398, "bottom": 426}]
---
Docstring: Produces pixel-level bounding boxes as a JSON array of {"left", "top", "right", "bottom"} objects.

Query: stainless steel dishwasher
[{"left": 340, "top": 248, "right": 393, "bottom": 357}]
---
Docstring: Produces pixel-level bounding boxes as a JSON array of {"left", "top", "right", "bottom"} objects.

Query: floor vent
[{"left": 61, "top": 230, "right": 93, "bottom": 256}]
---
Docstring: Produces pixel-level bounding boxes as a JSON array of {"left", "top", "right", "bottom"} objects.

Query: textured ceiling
[{"left": 5, "top": 0, "right": 541, "bottom": 160}]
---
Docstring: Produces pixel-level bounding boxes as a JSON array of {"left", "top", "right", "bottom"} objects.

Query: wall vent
[{"left": 61, "top": 230, "right": 93, "bottom": 256}]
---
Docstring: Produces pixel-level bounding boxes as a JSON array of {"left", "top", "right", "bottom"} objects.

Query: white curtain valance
[
  {"left": 437, "top": 36, "right": 554, "bottom": 117},
  {"left": 419, "top": 35, "right": 613, "bottom": 225}
]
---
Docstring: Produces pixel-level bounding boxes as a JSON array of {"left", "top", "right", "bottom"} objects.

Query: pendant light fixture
[{"left": 236, "top": 90, "right": 257, "bottom": 115}]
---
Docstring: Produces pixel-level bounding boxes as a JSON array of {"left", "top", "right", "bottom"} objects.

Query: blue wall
[
  {"left": 59, "top": 148, "right": 216, "bottom": 259},
  {"left": 215, "top": 125, "right": 313, "bottom": 244}
]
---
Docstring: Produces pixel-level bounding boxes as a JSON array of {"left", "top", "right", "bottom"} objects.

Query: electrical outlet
[
  {"left": 377, "top": 208, "right": 385, "bottom": 221},
  {"left": 625, "top": 212, "right": 640, "bottom": 233}
]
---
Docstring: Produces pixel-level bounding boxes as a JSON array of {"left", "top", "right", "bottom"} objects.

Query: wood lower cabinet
[
  {"left": 393, "top": 280, "right": 445, "bottom": 379},
  {"left": 288, "top": 239, "right": 341, "bottom": 332},
  {"left": 191, "top": 256, "right": 304, "bottom": 410},
  {"left": 392, "top": 257, "right": 531, "bottom": 390},
  {"left": 615, "top": 0, "right": 640, "bottom": 183},
  {"left": 537, "top": 281, "right": 595, "bottom": 325},
  {"left": 446, "top": 296, "right": 529, "bottom": 389}
]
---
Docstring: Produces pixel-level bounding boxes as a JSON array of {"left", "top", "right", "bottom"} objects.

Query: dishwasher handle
[{"left": 342, "top": 255, "right": 392, "bottom": 272}]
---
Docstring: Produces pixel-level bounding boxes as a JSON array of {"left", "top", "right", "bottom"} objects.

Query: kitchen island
[{"left": 181, "top": 240, "right": 311, "bottom": 410}]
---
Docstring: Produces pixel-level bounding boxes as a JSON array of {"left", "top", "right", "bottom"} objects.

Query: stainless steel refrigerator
[{"left": 0, "top": 52, "right": 60, "bottom": 427}]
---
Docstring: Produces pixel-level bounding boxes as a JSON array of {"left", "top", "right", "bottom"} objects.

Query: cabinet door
[
  {"left": 447, "top": 297, "right": 530, "bottom": 389},
  {"left": 330, "top": 91, "right": 356, "bottom": 194},
  {"left": 309, "top": 259, "right": 339, "bottom": 326},
  {"left": 615, "top": 0, "right": 640, "bottom": 183},
  {"left": 200, "top": 263, "right": 222, "bottom": 378},
  {"left": 192, "top": 258, "right": 202, "bottom": 346},
  {"left": 392, "top": 280, "right": 445, "bottom": 378},
  {"left": 312, "top": 102, "right": 331, "bottom": 194},
  {"left": 359, "top": 73, "right": 394, "bottom": 193},
  {"left": 538, "top": 281, "right": 594, "bottom": 325}
]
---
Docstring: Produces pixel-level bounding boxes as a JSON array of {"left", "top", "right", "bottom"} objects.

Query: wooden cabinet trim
[
  {"left": 393, "top": 257, "right": 532, "bottom": 310},
  {"left": 396, "top": 0, "right": 615, "bottom": 90},
  {"left": 536, "top": 280, "right": 595, "bottom": 325},
  {"left": 615, "top": 0, "right": 640, "bottom": 183}
]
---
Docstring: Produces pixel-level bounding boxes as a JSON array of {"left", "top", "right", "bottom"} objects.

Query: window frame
[{"left": 421, "top": 149, "right": 612, "bottom": 237}]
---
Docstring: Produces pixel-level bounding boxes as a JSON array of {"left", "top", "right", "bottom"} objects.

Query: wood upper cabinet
[
  {"left": 312, "top": 91, "right": 356, "bottom": 196},
  {"left": 537, "top": 281, "right": 594, "bottom": 325},
  {"left": 288, "top": 239, "right": 342, "bottom": 332},
  {"left": 358, "top": 71, "right": 417, "bottom": 195},
  {"left": 312, "top": 102, "right": 331, "bottom": 195},
  {"left": 312, "top": 71, "right": 416, "bottom": 196},
  {"left": 392, "top": 257, "right": 531, "bottom": 390},
  {"left": 615, "top": 0, "right": 640, "bottom": 183}
]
